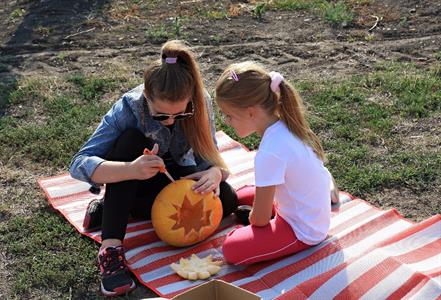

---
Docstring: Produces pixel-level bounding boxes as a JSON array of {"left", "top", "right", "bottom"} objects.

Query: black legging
[{"left": 101, "top": 129, "right": 238, "bottom": 241}]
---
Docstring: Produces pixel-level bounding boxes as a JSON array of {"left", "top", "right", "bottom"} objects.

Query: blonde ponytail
[{"left": 278, "top": 82, "right": 325, "bottom": 161}]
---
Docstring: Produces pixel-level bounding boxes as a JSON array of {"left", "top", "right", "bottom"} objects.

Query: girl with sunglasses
[{"left": 69, "top": 40, "right": 238, "bottom": 296}]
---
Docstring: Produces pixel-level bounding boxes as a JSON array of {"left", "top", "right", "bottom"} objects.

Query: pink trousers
[{"left": 222, "top": 214, "right": 311, "bottom": 265}]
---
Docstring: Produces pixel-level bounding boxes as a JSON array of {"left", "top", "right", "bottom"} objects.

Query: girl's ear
[{"left": 247, "top": 106, "right": 257, "bottom": 119}]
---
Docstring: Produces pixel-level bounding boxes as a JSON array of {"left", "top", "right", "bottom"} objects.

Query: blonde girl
[
  {"left": 216, "top": 61, "right": 336, "bottom": 265},
  {"left": 70, "top": 40, "right": 237, "bottom": 296}
]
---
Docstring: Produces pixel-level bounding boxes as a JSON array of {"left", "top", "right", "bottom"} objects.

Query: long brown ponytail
[{"left": 144, "top": 40, "right": 227, "bottom": 169}]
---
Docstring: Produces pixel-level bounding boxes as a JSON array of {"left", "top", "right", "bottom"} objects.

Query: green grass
[
  {"left": 55, "top": 52, "right": 70, "bottom": 63},
  {"left": 145, "top": 17, "right": 188, "bottom": 43},
  {"left": 270, "top": 0, "right": 321, "bottom": 10},
  {"left": 146, "top": 23, "right": 170, "bottom": 42},
  {"left": 252, "top": 3, "right": 268, "bottom": 20},
  {"left": 9, "top": 8, "right": 26, "bottom": 23},
  {"left": 218, "top": 61, "right": 440, "bottom": 195},
  {"left": 0, "top": 75, "right": 117, "bottom": 168},
  {"left": 0, "top": 72, "right": 138, "bottom": 298},
  {"left": 366, "top": 62, "right": 441, "bottom": 117},
  {"left": 196, "top": 7, "right": 228, "bottom": 20},
  {"left": 0, "top": 81, "right": 17, "bottom": 110},
  {"left": 0, "top": 61, "right": 439, "bottom": 297},
  {"left": 320, "top": 1, "right": 353, "bottom": 26},
  {"left": 67, "top": 73, "right": 116, "bottom": 102},
  {"left": 0, "top": 212, "right": 98, "bottom": 297},
  {"left": 269, "top": 0, "right": 354, "bottom": 26},
  {"left": 296, "top": 62, "right": 441, "bottom": 194}
]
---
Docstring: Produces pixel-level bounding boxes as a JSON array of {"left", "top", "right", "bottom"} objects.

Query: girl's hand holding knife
[
  {"left": 143, "top": 146, "right": 175, "bottom": 183},
  {"left": 130, "top": 143, "right": 173, "bottom": 181}
]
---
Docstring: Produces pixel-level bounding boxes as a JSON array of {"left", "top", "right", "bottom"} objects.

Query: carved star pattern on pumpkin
[{"left": 169, "top": 194, "right": 212, "bottom": 237}]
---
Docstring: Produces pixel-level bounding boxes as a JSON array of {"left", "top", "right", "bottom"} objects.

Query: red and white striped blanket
[{"left": 38, "top": 131, "right": 441, "bottom": 299}]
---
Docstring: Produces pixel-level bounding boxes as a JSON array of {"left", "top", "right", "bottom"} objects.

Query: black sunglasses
[{"left": 146, "top": 97, "right": 194, "bottom": 121}]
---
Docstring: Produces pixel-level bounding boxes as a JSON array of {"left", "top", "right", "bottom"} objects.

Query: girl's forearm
[
  {"left": 249, "top": 186, "right": 275, "bottom": 226},
  {"left": 91, "top": 161, "right": 135, "bottom": 184},
  {"left": 249, "top": 207, "right": 272, "bottom": 226}
]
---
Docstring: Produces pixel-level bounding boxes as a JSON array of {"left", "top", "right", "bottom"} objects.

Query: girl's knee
[
  {"left": 221, "top": 227, "right": 245, "bottom": 264},
  {"left": 115, "top": 129, "right": 146, "bottom": 149},
  {"left": 107, "top": 129, "right": 151, "bottom": 161},
  {"left": 236, "top": 185, "right": 255, "bottom": 206},
  {"left": 222, "top": 235, "right": 237, "bottom": 264}
]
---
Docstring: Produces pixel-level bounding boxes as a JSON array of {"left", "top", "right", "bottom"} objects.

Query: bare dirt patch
[{"left": 1, "top": 0, "right": 440, "bottom": 84}]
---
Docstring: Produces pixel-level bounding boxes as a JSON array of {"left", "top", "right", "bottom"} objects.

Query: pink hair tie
[
  {"left": 269, "top": 71, "right": 284, "bottom": 93},
  {"left": 230, "top": 70, "right": 239, "bottom": 82},
  {"left": 165, "top": 57, "right": 177, "bottom": 64}
]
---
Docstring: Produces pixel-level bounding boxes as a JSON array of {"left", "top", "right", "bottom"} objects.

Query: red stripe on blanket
[
  {"left": 285, "top": 217, "right": 441, "bottom": 299},
  {"left": 37, "top": 131, "right": 441, "bottom": 299},
  {"left": 217, "top": 203, "right": 382, "bottom": 284},
  {"left": 127, "top": 222, "right": 232, "bottom": 266},
  {"left": 335, "top": 239, "right": 441, "bottom": 299},
  {"left": 133, "top": 236, "right": 226, "bottom": 274},
  {"left": 237, "top": 210, "right": 402, "bottom": 294},
  {"left": 161, "top": 205, "right": 400, "bottom": 298},
  {"left": 387, "top": 268, "right": 441, "bottom": 300}
]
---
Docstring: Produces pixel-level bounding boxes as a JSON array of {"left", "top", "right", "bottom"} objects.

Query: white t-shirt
[{"left": 254, "top": 120, "right": 331, "bottom": 245}]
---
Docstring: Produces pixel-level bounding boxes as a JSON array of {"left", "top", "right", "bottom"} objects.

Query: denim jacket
[{"left": 69, "top": 84, "right": 216, "bottom": 185}]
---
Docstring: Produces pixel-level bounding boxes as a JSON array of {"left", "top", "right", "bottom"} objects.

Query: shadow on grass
[
  {"left": 3, "top": 0, "right": 110, "bottom": 53},
  {"left": 0, "top": 0, "right": 111, "bottom": 117}
]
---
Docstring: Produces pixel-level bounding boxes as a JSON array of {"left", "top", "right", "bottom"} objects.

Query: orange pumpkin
[{"left": 151, "top": 179, "right": 223, "bottom": 247}]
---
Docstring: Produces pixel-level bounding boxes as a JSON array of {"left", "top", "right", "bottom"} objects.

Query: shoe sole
[{"left": 100, "top": 281, "right": 136, "bottom": 297}]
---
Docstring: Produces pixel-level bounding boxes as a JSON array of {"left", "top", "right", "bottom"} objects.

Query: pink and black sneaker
[
  {"left": 83, "top": 197, "right": 104, "bottom": 231},
  {"left": 98, "top": 246, "right": 136, "bottom": 296}
]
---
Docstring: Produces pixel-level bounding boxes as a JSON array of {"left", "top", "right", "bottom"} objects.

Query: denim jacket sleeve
[
  {"left": 70, "top": 88, "right": 218, "bottom": 182},
  {"left": 69, "top": 96, "right": 137, "bottom": 185}
]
